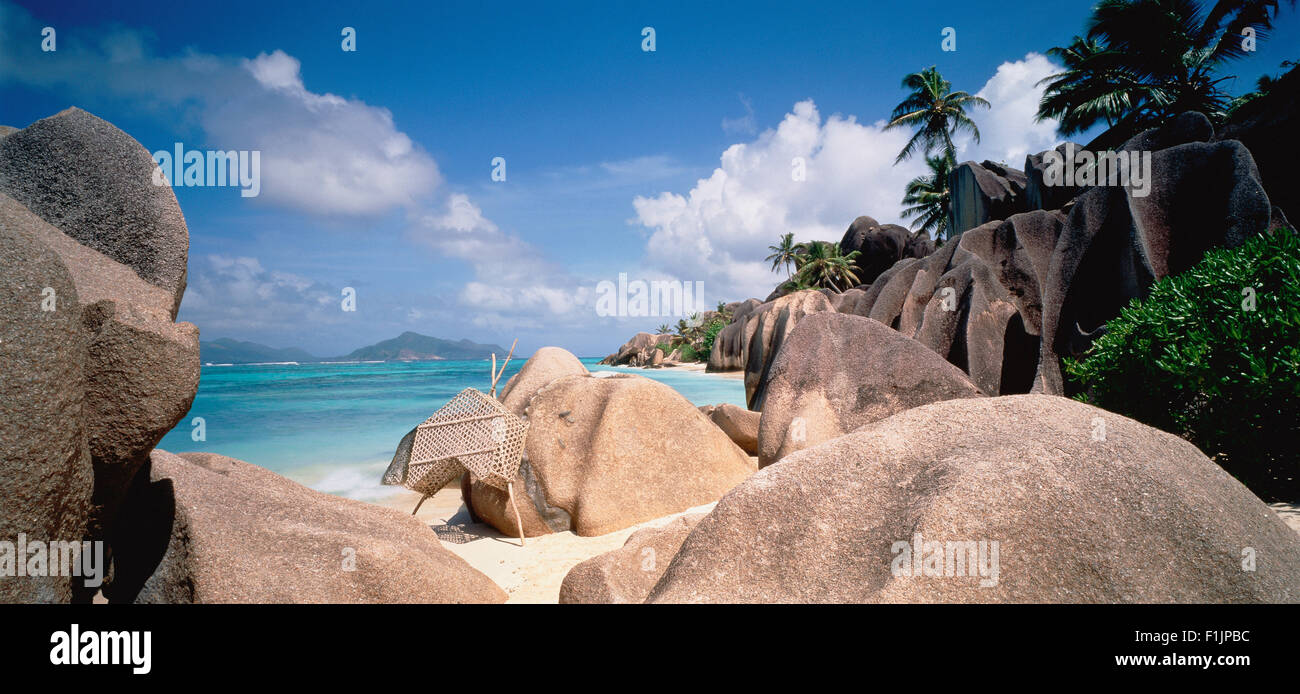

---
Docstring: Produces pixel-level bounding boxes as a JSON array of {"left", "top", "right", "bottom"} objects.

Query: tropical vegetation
[
  {"left": 884, "top": 66, "right": 990, "bottom": 164},
  {"left": 899, "top": 152, "right": 957, "bottom": 240},
  {"left": 1065, "top": 228, "right": 1300, "bottom": 500},
  {"left": 1036, "top": 0, "right": 1291, "bottom": 144}
]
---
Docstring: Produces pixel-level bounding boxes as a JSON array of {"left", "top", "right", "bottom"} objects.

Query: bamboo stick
[
  {"left": 507, "top": 481, "right": 526, "bottom": 547},
  {"left": 489, "top": 339, "right": 518, "bottom": 397}
]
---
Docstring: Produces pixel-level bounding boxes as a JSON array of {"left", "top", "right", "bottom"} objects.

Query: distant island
[
  {"left": 198, "top": 338, "right": 318, "bottom": 364},
  {"left": 337, "top": 332, "right": 507, "bottom": 362},
  {"left": 198, "top": 332, "right": 508, "bottom": 364}
]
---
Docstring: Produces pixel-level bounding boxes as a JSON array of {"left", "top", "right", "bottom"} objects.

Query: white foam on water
[{"left": 303, "top": 459, "right": 395, "bottom": 502}]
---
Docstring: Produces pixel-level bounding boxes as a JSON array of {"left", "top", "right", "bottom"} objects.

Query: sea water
[{"left": 157, "top": 359, "right": 746, "bottom": 501}]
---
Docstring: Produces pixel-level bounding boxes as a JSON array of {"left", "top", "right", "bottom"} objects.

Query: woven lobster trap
[
  {"left": 381, "top": 391, "right": 531, "bottom": 544},
  {"left": 381, "top": 341, "right": 532, "bottom": 544},
  {"left": 410, "top": 388, "right": 528, "bottom": 492}
]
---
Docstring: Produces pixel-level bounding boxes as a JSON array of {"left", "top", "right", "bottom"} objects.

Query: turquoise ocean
[{"left": 157, "top": 358, "right": 746, "bottom": 502}]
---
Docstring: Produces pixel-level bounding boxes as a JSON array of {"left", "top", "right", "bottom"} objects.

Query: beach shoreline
[
  {"left": 594, "top": 360, "right": 745, "bottom": 380},
  {"left": 374, "top": 486, "right": 716, "bottom": 603}
]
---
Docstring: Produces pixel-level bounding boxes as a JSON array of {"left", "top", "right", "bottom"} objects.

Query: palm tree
[
  {"left": 884, "top": 66, "right": 990, "bottom": 164},
  {"left": 765, "top": 232, "right": 800, "bottom": 277},
  {"left": 1036, "top": 36, "right": 1137, "bottom": 135},
  {"left": 900, "top": 153, "right": 956, "bottom": 240},
  {"left": 792, "top": 241, "right": 862, "bottom": 292},
  {"left": 1037, "top": 0, "right": 1290, "bottom": 143},
  {"left": 656, "top": 323, "right": 672, "bottom": 335},
  {"left": 1228, "top": 60, "right": 1296, "bottom": 115}
]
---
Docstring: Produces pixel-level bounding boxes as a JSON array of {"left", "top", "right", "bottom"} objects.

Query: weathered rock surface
[
  {"left": 1119, "top": 111, "right": 1214, "bottom": 153},
  {"left": 500, "top": 346, "right": 588, "bottom": 416},
  {"left": 0, "top": 108, "right": 204, "bottom": 603},
  {"left": 1024, "top": 142, "right": 1085, "bottom": 211},
  {"left": 755, "top": 312, "right": 982, "bottom": 467},
  {"left": 599, "top": 332, "right": 672, "bottom": 367},
  {"left": 0, "top": 213, "right": 93, "bottom": 604},
  {"left": 738, "top": 291, "right": 836, "bottom": 407},
  {"left": 649, "top": 395, "right": 1300, "bottom": 603},
  {"left": 0, "top": 108, "right": 189, "bottom": 314},
  {"left": 559, "top": 513, "right": 706, "bottom": 604},
  {"left": 105, "top": 450, "right": 506, "bottom": 604},
  {"left": 708, "top": 290, "right": 834, "bottom": 385},
  {"left": 469, "top": 371, "right": 755, "bottom": 537},
  {"left": 700, "top": 403, "right": 760, "bottom": 456},
  {"left": 1036, "top": 136, "right": 1270, "bottom": 393},
  {"left": 838, "top": 215, "right": 936, "bottom": 286},
  {"left": 896, "top": 237, "right": 970, "bottom": 339},
  {"left": 1217, "top": 68, "right": 1300, "bottom": 225},
  {"left": 957, "top": 210, "right": 1065, "bottom": 339},
  {"left": 725, "top": 112, "right": 1273, "bottom": 402},
  {"left": 947, "top": 160, "right": 1028, "bottom": 235},
  {"left": 1, "top": 192, "right": 200, "bottom": 541}
]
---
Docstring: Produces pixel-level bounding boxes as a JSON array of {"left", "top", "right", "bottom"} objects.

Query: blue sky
[{"left": 3, "top": 0, "right": 1296, "bottom": 356}]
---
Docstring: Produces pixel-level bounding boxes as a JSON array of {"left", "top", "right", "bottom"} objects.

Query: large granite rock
[
  {"left": 754, "top": 312, "right": 982, "bottom": 467},
  {"left": 105, "top": 450, "right": 506, "bottom": 604},
  {"left": 739, "top": 290, "right": 836, "bottom": 408},
  {"left": 1025, "top": 142, "right": 1085, "bottom": 211},
  {"left": 499, "top": 346, "right": 588, "bottom": 416},
  {"left": 708, "top": 290, "right": 834, "bottom": 378},
  {"left": 912, "top": 257, "right": 976, "bottom": 367},
  {"left": 724, "top": 298, "right": 762, "bottom": 323},
  {"left": 896, "top": 236, "right": 970, "bottom": 339},
  {"left": 0, "top": 213, "right": 93, "bottom": 604},
  {"left": 1036, "top": 136, "right": 1270, "bottom": 393},
  {"left": 559, "top": 513, "right": 706, "bottom": 604},
  {"left": 649, "top": 395, "right": 1300, "bottom": 603},
  {"left": 837, "top": 215, "right": 936, "bottom": 286},
  {"left": 468, "top": 372, "right": 755, "bottom": 537},
  {"left": 0, "top": 108, "right": 205, "bottom": 603},
  {"left": 957, "top": 210, "right": 1065, "bottom": 340},
  {"left": 815, "top": 113, "right": 1273, "bottom": 399},
  {"left": 0, "top": 108, "right": 189, "bottom": 315},
  {"left": 1119, "top": 111, "right": 1214, "bottom": 153},
  {"left": 700, "top": 403, "right": 760, "bottom": 456},
  {"left": 1217, "top": 67, "right": 1300, "bottom": 225},
  {"left": 1, "top": 193, "right": 200, "bottom": 544},
  {"left": 599, "top": 332, "right": 672, "bottom": 367},
  {"left": 947, "top": 160, "right": 1028, "bottom": 235}
]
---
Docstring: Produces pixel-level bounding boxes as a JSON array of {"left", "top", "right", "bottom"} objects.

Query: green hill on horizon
[
  {"left": 339, "top": 331, "right": 507, "bottom": 361},
  {"left": 199, "top": 338, "right": 319, "bottom": 364}
]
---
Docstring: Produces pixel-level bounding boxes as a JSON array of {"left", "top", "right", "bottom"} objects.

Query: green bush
[
  {"left": 698, "top": 318, "right": 727, "bottom": 362},
  {"left": 1065, "top": 229, "right": 1300, "bottom": 501}
]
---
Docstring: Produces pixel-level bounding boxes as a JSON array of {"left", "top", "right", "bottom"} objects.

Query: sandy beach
[
  {"left": 378, "top": 487, "right": 716, "bottom": 603},
  {"left": 613, "top": 361, "right": 745, "bottom": 380},
  {"left": 373, "top": 489, "right": 1300, "bottom": 604}
]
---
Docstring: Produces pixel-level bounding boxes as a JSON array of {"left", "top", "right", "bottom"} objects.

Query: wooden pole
[
  {"left": 489, "top": 339, "right": 518, "bottom": 397},
  {"left": 506, "top": 481, "right": 526, "bottom": 547}
]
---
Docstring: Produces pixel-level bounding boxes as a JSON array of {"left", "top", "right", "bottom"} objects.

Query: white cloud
[
  {"left": 633, "top": 54, "right": 1065, "bottom": 302},
  {"left": 205, "top": 50, "right": 440, "bottom": 215},
  {"left": 180, "top": 255, "right": 340, "bottom": 333},
  {"left": 413, "top": 193, "right": 503, "bottom": 258},
  {"left": 0, "top": 7, "right": 440, "bottom": 217},
  {"left": 956, "top": 53, "right": 1062, "bottom": 165},
  {"left": 633, "top": 100, "right": 927, "bottom": 300},
  {"left": 409, "top": 193, "right": 592, "bottom": 323}
]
